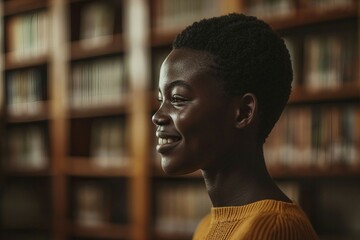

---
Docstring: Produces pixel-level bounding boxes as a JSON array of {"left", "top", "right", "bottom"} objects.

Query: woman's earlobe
[{"left": 235, "top": 93, "right": 257, "bottom": 129}]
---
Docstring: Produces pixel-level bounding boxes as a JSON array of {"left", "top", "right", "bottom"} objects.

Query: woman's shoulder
[
  {"left": 237, "top": 201, "right": 319, "bottom": 240},
  {"left": 193, "top": 213, "right": 211, "bottom": 240}
]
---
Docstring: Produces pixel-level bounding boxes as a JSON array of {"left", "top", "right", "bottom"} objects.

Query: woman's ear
[{"left": 235, "top": 93, "right": 257, "bottom": 129}]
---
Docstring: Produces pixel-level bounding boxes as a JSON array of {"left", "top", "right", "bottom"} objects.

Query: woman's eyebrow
[{"left": 164, "top": 80, "right": 192, "bottom": 92}]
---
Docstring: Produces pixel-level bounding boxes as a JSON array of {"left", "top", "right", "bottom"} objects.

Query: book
[
  {"left": 264, "top": 105, "right": 358, "bottom": 169},
  {"left": 6, "top": 68, "right": 44, "bottom": 116},
  {"left": 74, "top": 182, "right": 109, "bottom": 226},
  {"left": 90, "top": 117, "right": 128, "bottom": 168},
  {"left": 244, "top": 0, "right": 296, "bottom": 20},
  {"left": 79, "top": 1, "right": 115, "bottom": 48},
  {"left": 6, "top": 10, "right": 49, "bottom": 62},
  {"left": 70, "top": 56, "right": 125, "bottom": 109},
  {"left": 304, "top": 30, "right": 357, "bottom": 91},
  {"left": 155, "top": 182, "right": 211, "bottom": 235},
  {"left": 154, "top": 0, "right": 220, "bottom": 32},
  {"left": 6, "top": 124, "right": 48, "bottom": 171}
]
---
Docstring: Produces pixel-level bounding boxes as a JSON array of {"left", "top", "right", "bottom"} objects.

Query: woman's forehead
[
  {"left": 160, "top": 49, "right": 215, "bottom": 81},
  {"left": 158, "top": 49, "right": 222, "bottom": 94},
  {"left": 164, "top": 49, "right": 214, "bottom": 71}
]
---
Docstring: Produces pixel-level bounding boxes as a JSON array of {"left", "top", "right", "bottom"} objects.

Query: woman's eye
[{"left": 171, "top": 95, "right": 187, "bottom": 103}]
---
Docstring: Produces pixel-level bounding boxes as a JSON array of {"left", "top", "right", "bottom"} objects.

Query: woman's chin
[{"left": 161, "top": 158, "right": 197, "bottom": 176}]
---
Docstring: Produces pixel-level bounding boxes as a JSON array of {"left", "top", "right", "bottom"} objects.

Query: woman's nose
[{"left": 152, "top": 106, "right": 171, "bottom": 126}]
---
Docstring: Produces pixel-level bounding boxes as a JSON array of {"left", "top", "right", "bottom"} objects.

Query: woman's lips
[{"left": 156, "top": 135, "right": 181, "bottom": 154}]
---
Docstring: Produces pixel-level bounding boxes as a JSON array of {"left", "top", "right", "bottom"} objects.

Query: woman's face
[{"left": 152, "top": 48, "right": 238, "bottom": 175}]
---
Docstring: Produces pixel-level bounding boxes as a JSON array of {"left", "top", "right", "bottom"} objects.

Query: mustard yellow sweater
[{"left": 193, "top": 200, "right": 318, "bottom": 240}]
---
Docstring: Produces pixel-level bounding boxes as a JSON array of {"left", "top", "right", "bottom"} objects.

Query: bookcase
[
  {"left": 0, "top": 0, "right": 359, "bottom": 240},
  {"left": 0, "top": 0, "right": 147, "bottom": 239},
  {"left": 148, "top": 1, "right": 360, "bottom": 240}
]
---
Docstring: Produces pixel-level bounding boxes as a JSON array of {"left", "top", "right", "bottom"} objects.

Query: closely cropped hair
[{"left": 173, "top": 13, "right": 293, "bottom": 144}]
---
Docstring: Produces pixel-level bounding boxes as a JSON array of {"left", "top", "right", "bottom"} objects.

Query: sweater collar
[{"left": 211, "top": 199, "right": 296, "bottom": 222}]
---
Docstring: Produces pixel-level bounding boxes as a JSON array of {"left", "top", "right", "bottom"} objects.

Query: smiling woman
[
  {"left": 152, "top": 13, "right": 319, "bottom": 240},
  {"left": 153, "top": 49, "right": 238, "bottom": 175}
]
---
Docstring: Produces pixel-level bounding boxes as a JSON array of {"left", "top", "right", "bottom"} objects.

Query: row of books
[
  {"left": 70, "top": 56, "right": 126, "bottom": 109},
  {"left": 73, "top": 180, "right": 128, "bottom": 226},
  {"left": 244, "top": 0, "right": 296, "bottom": 19},
  {"left": 74, "top": 182, "right": 110, "bottom": 226},
  {"left": 154, "top": 0, "right": 220, "bottom": 31},
  {"left": 6, "top": 124, "right": 48, "bottom": 171},
  {"left": 90, "top": 118, "right": 129, "bottom": 168},
  {"left": 6, "top": 68, "right": 45, "bottom": 116},
  {"left": 264, "top": 105, "right": 358, "bottom": 168},
  {"left": 304, "top": 31, "right": 357, "bottom": 90},
  {"left": 79, "top": 1, "right": 115, "bottom": 48},
  {"left": 155, "top": 183, "right": 211, "bottom": 235},
  {"left": 6, "top": 10, "right": 49, "bottom": 62}
]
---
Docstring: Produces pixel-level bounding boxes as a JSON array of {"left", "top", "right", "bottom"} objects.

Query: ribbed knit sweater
[{"left": 193, "top": 200, "right": 318, "bottom": 240}]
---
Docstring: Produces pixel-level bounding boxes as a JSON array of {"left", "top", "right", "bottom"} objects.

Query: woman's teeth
[{"left": 158, "top": 138, "right": 177, "bottom": 145}]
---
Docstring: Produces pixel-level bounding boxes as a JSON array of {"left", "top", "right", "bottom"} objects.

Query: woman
[{"left": 152, "top": 13, "right": 318, "bottom": 240}]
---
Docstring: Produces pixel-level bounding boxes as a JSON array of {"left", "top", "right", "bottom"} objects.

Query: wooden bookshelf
[
  {"left": 4, "top": 54, "right": 49, "bottom": 70},
  {"left": 66, "top": 157, "right": 132, "bottom": 177},
  {"left": 68, "top": 100, "right": 130, "bottom": 119},
  {"left": 269, "top": 166, "right": 360, "bottom": 179},
  {"left": 267, "top": 4, "right": 358, "bottom": 31},
  {"left": 1, "top": 0, "right": 360, "bottom": 240},
  {"left": 148, "top": 1, "right": 360, "bottom": 240},
  {"left": 289, "top": 86, "right": 360, "bottom": 104},
  {"left": 70, "top": 33, "right": 125, "bottom": 60},
  {"left": 0, "top": 0, "right": 145, "bottom": 239}
]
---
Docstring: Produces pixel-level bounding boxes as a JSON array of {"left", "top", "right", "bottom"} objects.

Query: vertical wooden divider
[
  {"left": 124, "top": 0, "right": 151, "bottom": 239},
  {"left": 50, "top": 0, "right": 69, "bottom": 239}
]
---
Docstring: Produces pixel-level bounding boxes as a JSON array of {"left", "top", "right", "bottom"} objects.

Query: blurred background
[{"left": 0, "top": 0, "right": 360, "bottom": 239}]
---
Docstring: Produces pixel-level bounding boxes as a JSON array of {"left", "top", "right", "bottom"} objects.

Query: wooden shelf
[
  {"left": 151, "top": 28, "right": 181, "bottom": 47},
  {"left": 4, "top": 54, "right": 48, "bottom": 70},
  {"left": 3, "top": 0, "right": 48, "bottom": 16},
  {"left": 269, "top": 166, "right": 360, "bottom": 179},
  {"left": 69, "top": 222, "right": 132, "bottom": 239},
  {"left": 66, "top": 157, "right": 132, "bottom": 177},
  {"left": 71, "top": 34, "right": 124, "bottom": 60},
  {"left": 1, "top": 1, "right": 359, "bottom": 240},
  {"left": 289, "top": 85, "right": 360, "bottom": 104},
  {"left": 68, "top": 99, "right": 130, "bottom": 118},
  {"left": 267, "top": 5, "right": 358, "bottom": 31},
  {"left": 3, "top": 168, "right": 52, "bottom": 177}
]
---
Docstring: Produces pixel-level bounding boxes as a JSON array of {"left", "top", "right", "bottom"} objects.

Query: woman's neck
[{"left": 201, "top": 148, "right": 291, "bottom": 207}]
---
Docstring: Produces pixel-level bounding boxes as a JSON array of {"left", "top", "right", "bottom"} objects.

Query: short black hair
[{"left": 173, "top": 13, "right": 292, "bottom": 144}]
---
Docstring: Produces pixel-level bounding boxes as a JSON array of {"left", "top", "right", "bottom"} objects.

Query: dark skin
[{"left": 152, "top": 48, "right": 290, "bottom": 207}]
